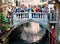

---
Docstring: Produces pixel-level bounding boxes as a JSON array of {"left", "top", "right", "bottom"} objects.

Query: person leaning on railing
[
  {"left": 45, "top": 7, "right": 50, "bottom": 20},
  {"left": 16, "top": 7, "right": 21, "bottom": 18},
  {"left": 50, "top": 8, "right": 56, "bottom": 21}
]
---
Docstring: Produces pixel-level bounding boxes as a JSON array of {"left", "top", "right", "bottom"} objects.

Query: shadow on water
[{"left": 8, "top": 23, "right": 49, "bottom": 44}]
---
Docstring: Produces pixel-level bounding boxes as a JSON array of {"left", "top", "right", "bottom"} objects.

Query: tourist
[{"left": 50, "top": 7, "right": 55, "bottom": 21}]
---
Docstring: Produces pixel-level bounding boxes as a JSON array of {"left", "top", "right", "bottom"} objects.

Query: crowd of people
[
  {"left": 11, "top": 5, "right": 48, "bottom": 18},
  {"left": 9, "top": 4, "right": 55, "bottom": 20}
]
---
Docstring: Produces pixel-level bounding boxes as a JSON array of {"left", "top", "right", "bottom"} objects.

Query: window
[
  {"left": 16, "top": 1, "right": 18, "bottom": 6},
  {"left": 40, "top": 0, "right": 47, "bottom": 2},
  {"left": 48, "top": 0, "right": 51, "bottom": 1}
]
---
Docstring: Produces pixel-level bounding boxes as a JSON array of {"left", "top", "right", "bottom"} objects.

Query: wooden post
[{"left": 51, "top": 25, "right": 55, "bottom": 44}]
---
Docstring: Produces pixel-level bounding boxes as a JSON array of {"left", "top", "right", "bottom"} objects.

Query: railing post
[
  {"left": 20, "top": 13, "right": 21, "bottom": 19},
  {"left": 40, "top": 13, "right": 42, "bottom": 18},
  {"left": 29, "top": 10, "right": 32, "bottom": 19},
  {"left": 10, "top": 12, "right": 13, "bottom": 27}
]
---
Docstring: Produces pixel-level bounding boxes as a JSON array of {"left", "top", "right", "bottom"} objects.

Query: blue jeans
[{"left": 50, "top": 14, "right": 56, "bottom": 21}]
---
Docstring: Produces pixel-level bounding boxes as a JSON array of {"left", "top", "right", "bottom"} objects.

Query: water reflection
[
  {"left": 9, "top": 22, "right": 49, "bottom": 44},
  {"left": 21, "top": 21, "right": 46, "bottom": 43}
]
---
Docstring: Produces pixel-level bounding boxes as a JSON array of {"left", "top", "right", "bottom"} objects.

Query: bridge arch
[{"left": 8, "top": 21, "right": 48, "bottom": 44}]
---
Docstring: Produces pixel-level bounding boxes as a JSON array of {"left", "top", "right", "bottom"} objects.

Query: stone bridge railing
[{"left": 11, "top": 12, "right": 48, "bottom": 28}]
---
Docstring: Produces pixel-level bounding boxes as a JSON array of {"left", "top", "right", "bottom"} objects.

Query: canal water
[
  {"left": 8, "top": 29, "right": 49, "bottom": 44},
  {"left": 8, "top": 22, "right": 49, "bottom": 44}
]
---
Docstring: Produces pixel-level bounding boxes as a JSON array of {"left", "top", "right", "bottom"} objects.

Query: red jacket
[{"left": 36, "top": 8, "right": 40, "bottom": 12}]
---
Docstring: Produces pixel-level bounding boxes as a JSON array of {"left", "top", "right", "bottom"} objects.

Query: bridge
[{"left": 0, "top": 12, "right": 58, "bottom": 44}]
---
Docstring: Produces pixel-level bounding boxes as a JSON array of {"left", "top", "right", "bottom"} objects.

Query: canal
[{"left": 8, "top": 22, "right": 49, "bottom": 44}]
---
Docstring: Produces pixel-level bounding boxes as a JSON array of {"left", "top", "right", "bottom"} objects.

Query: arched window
[{"left": 16, "top": 1, "right": 18, "bottom": 6}]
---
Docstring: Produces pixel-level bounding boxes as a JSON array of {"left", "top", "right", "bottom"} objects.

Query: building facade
[
  {"left": 48, "top": 0, "right": 60, "bottom": 44},
  {"left": 21, "top": 0, "right": 48, "bottom": 5},
  {"left": 0, "top": 0, "right": 2, "bottom": 5}
]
